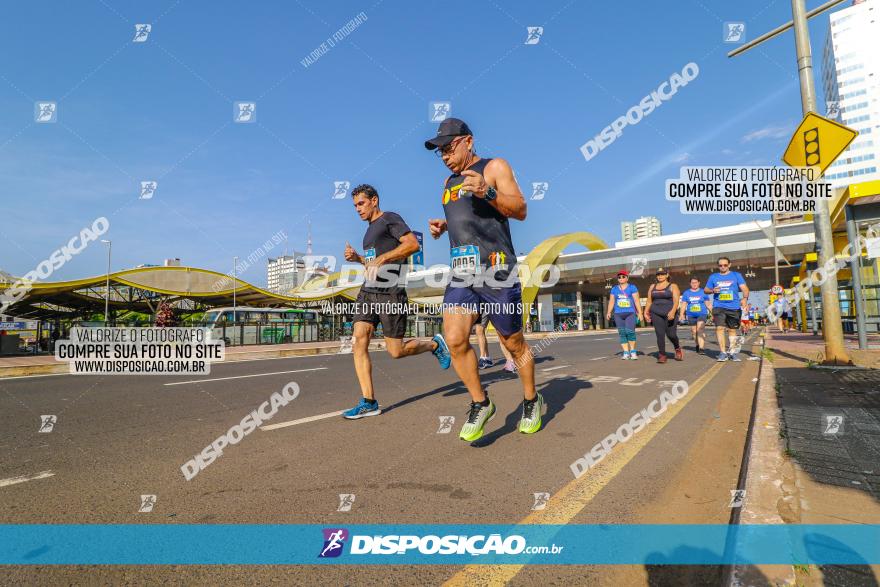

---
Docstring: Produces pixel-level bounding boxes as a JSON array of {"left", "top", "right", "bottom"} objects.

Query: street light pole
[
  {"left": 101, "top": 239, "right": 111, "bottom": 325},
  {"left": 790, "top": 0, "right": 850, "bottom": 364}
]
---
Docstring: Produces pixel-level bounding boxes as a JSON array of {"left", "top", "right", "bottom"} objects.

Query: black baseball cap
[{"left": 424, "top": 118, "right": 472, "bottom": 150}]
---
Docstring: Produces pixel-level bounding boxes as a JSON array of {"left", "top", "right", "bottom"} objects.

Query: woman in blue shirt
[
  {"left": 678, "top": 276, "right": 712, "bottom": 354},
  {"left": 605, "top": 269, "right": 643, "bottom": 360}
]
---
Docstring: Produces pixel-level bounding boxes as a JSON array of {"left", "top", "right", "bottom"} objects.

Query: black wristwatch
[{"left": 484, "top": 185, "right": 497, "bottom": 201}]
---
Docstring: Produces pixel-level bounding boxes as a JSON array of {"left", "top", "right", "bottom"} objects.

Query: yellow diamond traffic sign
[{"left": 782, "top": 111, "right": 858, "bottom": 176}]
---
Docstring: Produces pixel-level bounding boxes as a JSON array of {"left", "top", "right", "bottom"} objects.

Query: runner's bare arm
[
  {"left": 669, "top": 284, "right": 681, "bottom": 319},
  {"left": 428, "top": 218, "right": 447, "bottom": 239},
  {"left": 739, "top": 283, "right": 750, "bottom": 308},
  {"left": 375, "top": 232, "right": 420, "bottom": 264},
  {"left": 344, "top": 242, "right": 363, "bottom": 264},
  {"left": 461, "top": 158, "right": 527, "bottom": 221}
]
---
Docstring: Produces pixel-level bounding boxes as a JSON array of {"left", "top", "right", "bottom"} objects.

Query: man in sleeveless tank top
[{"left": 424, "top": 118, "right": 542, "bottom": 442}]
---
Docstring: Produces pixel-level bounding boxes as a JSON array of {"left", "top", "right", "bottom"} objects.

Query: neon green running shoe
[
  {"left": 459, "top": 399, "right": 495, "bottom": 442},
  {"left": 519, "top": 393, "right": 544, "bottom": 434}
]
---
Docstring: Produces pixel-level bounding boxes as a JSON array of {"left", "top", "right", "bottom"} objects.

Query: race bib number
[
  {"left": 719, "top": 293, "right": 734, "bottom": 301},
  {"left": 364, "top": 247, "right": 376, "bottom": 262},
  {"left": 616, "top": 297, "right": 631, "bottom": 309},
  {"left": 451, "top": 245, "right": 480, "bottom": 274},
  {"left": 689, "top": 304, "right": 702, "bottom": 313}
]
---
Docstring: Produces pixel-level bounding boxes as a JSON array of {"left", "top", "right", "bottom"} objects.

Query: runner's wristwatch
[{"left": 484, "top": 186, "right": 497, "bottom": 201}]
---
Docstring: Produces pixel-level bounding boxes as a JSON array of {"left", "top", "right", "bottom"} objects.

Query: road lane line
[
  {"left": 260, "top": 410, "right": 345, "bottom": 431},
  {"left": 594, "top": 337, "right": 613, "bottom": 340},
  {"left": 443, "top": 362, "right": 725, "bottom": 587},
  {"left": 163, "top": 367, "right": 327, "bottom": 386},
  {"left": 0, "top": 471, "right": 55, "bottom": 488},
  {"left": 542, "top": 365, "right": 569, "bottom": 372}
]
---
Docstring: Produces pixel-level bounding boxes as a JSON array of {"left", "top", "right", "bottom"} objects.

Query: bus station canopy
[{"left": 0, "top": 266, "right": 359, "bottom": 320}]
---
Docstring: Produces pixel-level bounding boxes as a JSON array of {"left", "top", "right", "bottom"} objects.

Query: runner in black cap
[{"left": 424, "top": 118, "right": 541, "bottom": 441}]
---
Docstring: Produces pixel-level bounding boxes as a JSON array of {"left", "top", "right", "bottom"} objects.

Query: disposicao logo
[{"left": 319, "top": 528, "right": 349, "bottom": 558}]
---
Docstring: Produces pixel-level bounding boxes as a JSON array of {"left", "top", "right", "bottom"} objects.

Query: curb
[{"left": 728, "top": 338, "right": 799, "bottom": 587}]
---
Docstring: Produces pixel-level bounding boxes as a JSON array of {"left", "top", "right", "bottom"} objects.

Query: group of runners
[
  {"left": 606, "top": 260, "right": 752, "bottom": 363},
  {"left": 334, "top": 116, "right": 760, "bottom": 443}
]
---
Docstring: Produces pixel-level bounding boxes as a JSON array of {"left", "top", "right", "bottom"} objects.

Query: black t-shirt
[
  {"left": 361, "top": 211, "right": 412, "bottom": 294},
  {"left": 442, "top": 158, "right": 517, "bottom": 284}
]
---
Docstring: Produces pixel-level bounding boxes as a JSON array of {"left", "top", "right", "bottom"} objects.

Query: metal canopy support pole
[
  {"left": 809, "top": 287, "right": 818, "bottom": 336},
  {"left": 845, "top": 206, "right": 868, "bottom": 349}
]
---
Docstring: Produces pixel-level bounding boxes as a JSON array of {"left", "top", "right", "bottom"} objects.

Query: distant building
[
  {"left": 821, "top": 0, "right": 880, "bottom": 188},
  {"left": 621, "top": 216, "right": 662, "bottom": 241},
  {"left": 267, "top": 253, "right": 307, "bottom": 292},
  {"left": 163, "top": 258, "right": 181, "bottom": 267}
]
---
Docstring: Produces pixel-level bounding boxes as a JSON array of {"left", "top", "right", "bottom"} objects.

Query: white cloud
[
  {"left": 741, "top": 126, "right": 790, "bottom": 143},
  {"left": 671, "top": 152, "right": 691, "bottom": 163}
]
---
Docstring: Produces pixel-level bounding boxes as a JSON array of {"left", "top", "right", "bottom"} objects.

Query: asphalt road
[{"left": 0, "top": 327, "right": 762, "bottom": 586}]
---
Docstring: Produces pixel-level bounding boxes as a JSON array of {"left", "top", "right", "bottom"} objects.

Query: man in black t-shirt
[{"left": 341, "top": 184, "right": 451, "bottom": 420}]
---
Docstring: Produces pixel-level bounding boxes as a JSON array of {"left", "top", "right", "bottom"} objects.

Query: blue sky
[{"left": 0, "top": 0, "right": 835, "bottom": 286}]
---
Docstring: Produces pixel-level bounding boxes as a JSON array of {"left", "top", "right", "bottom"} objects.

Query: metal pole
[
  {"left": 771, "top": 214, "right": 780, "bottom": 287},
  {"left": 791, "top": 0, "right": 851, "bottom": 364},
  {"left": 809, "top": 286, "right": 818, "bottom": 336},
  {"left": 232, "top": 256, "right": 238, "bottom": 323},
  {"left": 728, "top": 0, "right": 848, "bottom": 58},
  {"left": 576, "top": 283, "right": 584, "bottom": 331},
  {"left": 845, "top": 207, "right": 868, "bottom": 349},
  {"left": 101, "top": 240, "right": 111, "bottom": 325}
]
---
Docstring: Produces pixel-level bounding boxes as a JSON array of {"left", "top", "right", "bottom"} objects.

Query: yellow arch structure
[{"left": 518, "top": 231, "right": 608, "bottom": 307}]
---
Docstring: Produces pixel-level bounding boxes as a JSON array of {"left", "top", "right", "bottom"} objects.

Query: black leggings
[{"left": 651, "top": 311, "right": 680, "bottom": 354}]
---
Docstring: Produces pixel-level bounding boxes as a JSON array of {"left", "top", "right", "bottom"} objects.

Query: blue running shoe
[
  {"left": 433, "top": 334, "right": 451, "bottom": 369},
  {"left": 343, "top": 398, "right": 381, "bottom": 420},
  {"left": 716, "top": 352, "right": 729, "bottom": 362},
  {"left": 478, "top": 356, "right": 494, "bottom": 369}
]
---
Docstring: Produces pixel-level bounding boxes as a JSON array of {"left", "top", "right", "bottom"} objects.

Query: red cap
[{"left": 616, "top": 269, "right": 629, "bottom": 276}]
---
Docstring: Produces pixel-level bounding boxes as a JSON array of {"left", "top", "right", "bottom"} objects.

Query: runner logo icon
[
  {"left": 38, "top": 415, "right": 57, "bottom": 433},
  {"left": 319, "top": 528, "right": 349, "bottom": 558},
  {"left": 337, "top": 493, "right": 355, "bottom": 512},
  {"left": 525, "top": 27, "right": 543, "bottom": 45}
]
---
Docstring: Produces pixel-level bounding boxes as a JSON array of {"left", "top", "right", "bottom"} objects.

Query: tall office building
[
  {"left": 621, "top": 216, "right": 662, "bottom": 241},
  {"left": 267, "top": 253, "right": 306, "bottom": 292},
  {"left": 822, "top": 0, "right": 880, "bottom": 188}
]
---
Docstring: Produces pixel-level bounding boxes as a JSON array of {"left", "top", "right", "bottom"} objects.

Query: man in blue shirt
[{"left": 705, "top": 256, "right": 750, "bottom": 362}]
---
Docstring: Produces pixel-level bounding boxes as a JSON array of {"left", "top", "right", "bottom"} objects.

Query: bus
[{"left": 200, "top": 307, "right": 321, "bottom": 345}]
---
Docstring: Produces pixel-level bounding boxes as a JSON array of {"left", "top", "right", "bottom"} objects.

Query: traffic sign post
[
  {"left": 730, "top": 0, "right": 853, "bottom": 365},
  {"left": 782, "top": 112, "right": 858, "bottom": 176}
]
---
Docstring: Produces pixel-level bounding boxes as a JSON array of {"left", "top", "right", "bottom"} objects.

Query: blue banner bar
[{"left": 1, "top": 525, "right": 877, "bottom": 565}]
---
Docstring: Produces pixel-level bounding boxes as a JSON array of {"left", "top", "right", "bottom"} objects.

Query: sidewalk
[
  {"left": 770, "top": 330, "right": 880, "bottom": 369},
  {"left": 733, "top": 329, "right": 880, "bottom": 587},
  {"left": 0, "top": 326, "right": 631, "bottom": 378}
]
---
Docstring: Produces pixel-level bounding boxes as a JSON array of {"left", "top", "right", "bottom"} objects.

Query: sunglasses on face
[
  {"left": 718, "top": 263, "right": 729, "bottom": 267},
  {"left": 617, "top": 275, "right": 627, "bottom": 279},
  {"left": 434, "top": 137, "right": 464, "bottom": 158}
]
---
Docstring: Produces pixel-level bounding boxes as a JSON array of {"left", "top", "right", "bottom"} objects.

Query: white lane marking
[
  {"left": 261, "top": 410, "right": 345, "bottom": 431},
  {"left": 163, "top": 367, "right": 328, "bottom": 386},
  {"left": 0, "top": 353, "right": 334, "bottom": 381},
  {"left": 589, "top": 356, "right": 607, "bottom": 361},
  {"left": 594, "top": 337, "right": 613, "bottom": 340},
  {"left": 0, "top": 373, "right": 70, "bottom": 381},
  {"left": 0, "top": 470, "right": 55, "bottom": 488},
  {"left": 542, "top": 365, "right": 569, "bottom": 372}
]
